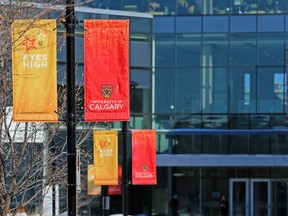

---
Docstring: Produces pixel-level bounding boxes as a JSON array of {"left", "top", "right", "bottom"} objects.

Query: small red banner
[
  {"left": 132, "top": 130, "right": 157, "bottom": 185},
  {"left": 84, "top": 20, "right": 130, "bottom": 122}
]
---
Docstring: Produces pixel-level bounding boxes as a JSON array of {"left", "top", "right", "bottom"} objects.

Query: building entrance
[{"left": 229, "top": 178, "right": 271, "bottom": 216}]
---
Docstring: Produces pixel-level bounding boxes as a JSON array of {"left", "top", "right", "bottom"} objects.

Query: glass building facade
[{"left": 53, "top": 0, "right": 288, "bottom": 215}]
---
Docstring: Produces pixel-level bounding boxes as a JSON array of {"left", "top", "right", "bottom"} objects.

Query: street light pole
[
  {"left": 66, "top": 0, "right": 76, "bottom": 215},
  {"left": 122, "top": 81, "right": 138, "bottom": 216}
]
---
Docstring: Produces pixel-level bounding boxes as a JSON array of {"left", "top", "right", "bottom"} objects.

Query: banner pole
[
  {"left": 66, "top": 0, "right": 76, "bottom": 215},
  {"left": 122, "top": 81, "right": 138, "bottom": 216},
  {"left": 122, "top": 121, "right": 129, "bottom": 216}
]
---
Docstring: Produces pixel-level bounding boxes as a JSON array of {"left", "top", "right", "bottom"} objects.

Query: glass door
[
  {"left": 251, "top": 179, "right": 271, "bottom": 216},
  {"left": 229, "top": 179, "right": 249, "bottom": 216}
]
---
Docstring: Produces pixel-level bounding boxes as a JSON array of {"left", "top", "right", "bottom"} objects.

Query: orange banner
[
  {"left": 94, "top": 130, "right": 118, "bottom": 185},
  {"left": 12, "top": 19, "right": 58, "bottom": 122},
  {"left": 84, "top": 20, "right": 130, "bottom": 122},
  {"left": 87, "top": 165, "right": 101, "bottom": 195},
  {"left": 132, "top": 130, "right": 157, "bottom": 185}
]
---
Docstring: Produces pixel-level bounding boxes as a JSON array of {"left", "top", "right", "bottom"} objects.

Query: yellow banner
[
  {"left": 87, "top": 165, "right": 101, "bottom": 195},
  {"left": 93, "top": 130, "right": 118, "bottom": 185},
  {"left": 12, "top": 19, "right": 58, "bottom": 122}
]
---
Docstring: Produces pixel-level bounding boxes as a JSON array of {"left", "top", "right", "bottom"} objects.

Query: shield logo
[
  {"left": 101, "top": 84, "right": 113, "bottom": 99},
  {"left": 142, "top": 164, "right": 148, "bottom": 172}
]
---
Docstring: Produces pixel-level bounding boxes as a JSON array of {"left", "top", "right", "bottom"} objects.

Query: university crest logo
[
  {"left": 141, "top": 164, "right": 148, "bottom": 172},
  {"left": 101, "top": 84, "right": 113, "bottom": 99}
]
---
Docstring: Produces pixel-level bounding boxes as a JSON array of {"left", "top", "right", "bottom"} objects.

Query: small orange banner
[
  {"left": 94, "top": 130, "right": 118, "bottom": 185},
  {"left": 84, "top": 20, "right": 130, "bottom": 122},
  {"left": 87, "top": 165, "right": 101, "bottom": 195},
  {"left": 132, "top": 130, "right": 157, "bottom": 185},
  {"left": 12, "top": 19, "right": 58, "bottom": 122}
]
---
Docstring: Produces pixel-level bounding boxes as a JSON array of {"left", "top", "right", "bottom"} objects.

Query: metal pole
[
  {"left": 101, "top": 186, "right": 109, "bottom": 216},
  {"left": 52, "top": 139, "right": 56, "bottom": 216},
  {"left": 122, "top": 81, "right": 138, "bottom": 216},
  {"left": 122, "top": 121, "right": 129, "bottom": 216},
  {"left": 66, "top": 0, "right": 76, "bottom": 215}
]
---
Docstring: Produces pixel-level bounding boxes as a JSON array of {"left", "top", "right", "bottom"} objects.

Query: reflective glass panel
[
  {"left": 230, "top": 0, "right": 254, "bottom": 14},
  {"left": 130, "top": 18, "right": 151, "bottom": 33},
  {"left": 154, "top": 34, "right": 175, "bottom": 67},
  {"left": 230, "top": 16, "right": 256, "bottom": 32},
  {"left": 213, "top": 0, "right": 230, "bottom": 14},
  {"left": 155, "top": 68, "right": 175, "bottom": 114},
  {"left": 257, "top": 33, "right": 285, "bottom": 66},
  {"left": 203, "top": 16, "right": 229, "bottom": 33},
  {"left": 230, "top": 33, "right": 257, "bottom": 66},
  {"left": 175, "top": 68, "right": 201, "bottom": 113},
  {"left": 130, "top": 39, "right": 151, "bottom": 67},
  {"left": 257, "top": 68, "right": 285, "bottom": 113},
  {"left": 201, "top": 68, "right": 228, "bottom": 113},
  {"left": 153, "top": 17, "right": 174, "bottom": 33},
  {"left": 229, "top": 68, "right": 257, "bottom": 113},
  {"left": 176, "top": 34, "right": 201, "bottom": 67},
  {"left": 258, "top": 0, "right": 284, "bottom": 14},
  {"left": 203, "top": 34, "right": 229, "bottom": 67},
  {"left": 258, "top": 15, "right": 284, "bottom": 32},
  {"left": 176, "top": 17, "right": 201, "bottom": 33}
]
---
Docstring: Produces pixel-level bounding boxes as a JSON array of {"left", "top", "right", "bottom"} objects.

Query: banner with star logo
[
  {"left": 132, "top": 130, "right": 157, "bottom": 185},
  {"left": 84, "top": 20, "right": 130, "bottom": 122},
  {"left": 93, "top": 130, "right": 118, "bottom": 185},
  {"left": 12, "top": 19, "right": 58, "bottom": 122}
]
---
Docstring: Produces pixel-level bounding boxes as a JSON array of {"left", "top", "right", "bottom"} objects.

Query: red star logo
[{"left": 22, "top": 37, "right": 37, "bottom": 52}]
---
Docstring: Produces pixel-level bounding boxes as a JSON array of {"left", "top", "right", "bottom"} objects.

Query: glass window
[
  {"left": 130, "top": 39, "right": 151, "bottom": 67},
  {"left": 203, "top": 17, "right": 229, "bottom": 33},
  {"left": 213, "top": 0, "right": 230, "bottom": 14},
  {"left": 230, "top": 0, "right": 252, "bottom": 14},
  {"left": 173, "top": 114, "right": 202, "bottom": 128},
  {"left": 155, "top": 68, "right": 175, "bottom": 114},
  {"left": 124, "top": 0, "right": 140, "bottom": 12},
  {"left": 257, "top": 33, "right": 285, "bottom": 66},
  {"left": 258, "top": 15, "right": 284, "bottom": 32},
  {"left": 250, "top": 134, "right": 270, "bottom": 154},
  {"left": 153, "top": 17, "right": 174, "bottom": 33},
  {"left": 176, "top": 0, "right": 202, "bottom": 15},
  {"left": 230, "top": 16, "right": 256, "bottom": 32},
  {"left": 173, "top": 134, "right": 201, "bottom": 154},
  {"left": 229, "top": 135, "right": 249, "bottom": 154},
  {"left": 203, "top": 34, "right": 229, "bottom": 67},
  {"left": 202, "top": 134, "right": 228, "bottom": 153},
  {"left": 285, "top": 15, "right": 288, "bottom": 31},
  {"left": 175, "top": 68, "right": 201, "bottom": 113},
  {"left": 257, "top": 68, "right": 285, "bottom": 113},
  {"left": 130, "top": 69, "right": 151, "bottom": 90},
  {"left": 202, "top": 115, "right": 229, "bottom": 128},
  {"left": 176, "top": 17, "right": 201, "bottom": 33},
  {"left": 229, "top": 68, "right": 257, "bottom": 113},
  {"left": 230, "top": 33, "right": 257, "bottom": 67},
  {"left": 130, "top": 17, "right": 151, "bottom": 33},
  {"left": 173, "top": 168, "right": 200, "bottom": 215},
  {"left": 154, "top": 34, "right": 175, "bottom": 67},
  {"left": 201, "top": 68, "right": 228, "bottom": 113},
  {"left": 229, "top": 115, "right": 250, "bottom": 129},
  {"left": 202, "top": 178, "right": 229, "bottom": 216},
  {"left": 258, "top": 0, "right": 284, "bottom": 14},
  {"left": 176, "top": 34, "right": 201, "bottom": 67}
]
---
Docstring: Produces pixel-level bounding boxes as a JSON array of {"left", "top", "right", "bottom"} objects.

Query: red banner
[
  {"left": 84, "top": 20, "right": 130, "bottom": 122},
  {"left": 132, "top": 130, "right": 157, "bottom": 185}
]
